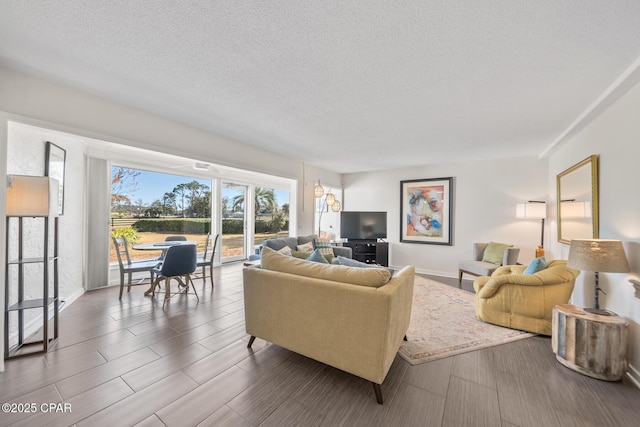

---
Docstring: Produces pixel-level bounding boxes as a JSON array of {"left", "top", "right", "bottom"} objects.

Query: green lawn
[{"left": 111, "top": 231, "right": 288, "bottom": 262}]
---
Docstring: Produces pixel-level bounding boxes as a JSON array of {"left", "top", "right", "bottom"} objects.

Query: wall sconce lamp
[
  {"left": 516, "top": 200, "right": 546, "bottom": 257},
  {"left": 567, "top": 239, "right": 630, "bottom": 315}
]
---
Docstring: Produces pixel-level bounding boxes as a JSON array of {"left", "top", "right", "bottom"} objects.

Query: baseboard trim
[
  {"left": 627, "top": 364, "right": 640, "bottom": 389},
  {"left": 411, "top": 267, "right": 458, "bottom": 279}
]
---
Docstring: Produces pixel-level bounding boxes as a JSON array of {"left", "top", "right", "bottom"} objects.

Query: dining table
[
  {"left": 132, "top": 241, "right": 198, "bottom": 295},
  {"left": 132, "top": 240, "right": 198, "bottom": 251}
]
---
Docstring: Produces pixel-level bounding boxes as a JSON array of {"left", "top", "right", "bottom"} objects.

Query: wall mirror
[{"left": 557, "top": 155, "right": 599, "bottom": 244}]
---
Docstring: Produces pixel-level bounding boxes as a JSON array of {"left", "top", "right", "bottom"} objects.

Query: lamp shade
[
  {"left": 515, "top": 201, "right": 546, "bottom": 219},
  {"left": 561, "top": 201, "right": 591, "bottom": 219},
  {"left": 6, "top": 175, "right": 59, "bottom": 217},
  {"left": 313, "top": 183, "right": 324, "bottom": 198},
  {"left": 325, "top": 192, "right": 336, "bottom": 206},
  {"left": 567, "top": 239, "right": 630, "bottom": 273}
]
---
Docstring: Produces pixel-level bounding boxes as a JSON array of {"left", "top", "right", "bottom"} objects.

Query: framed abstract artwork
[
  {"left": 45, "top": 141, "right": 66, "bottom": 216},
  {"left": 400, "top": 177, "right": 453, "bottom": 245}
]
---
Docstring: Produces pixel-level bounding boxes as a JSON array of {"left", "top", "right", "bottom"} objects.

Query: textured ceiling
[{"left": 1, "top": 1, "right": 640, "bottom": 173}]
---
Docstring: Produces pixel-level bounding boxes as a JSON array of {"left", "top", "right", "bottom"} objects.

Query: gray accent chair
[
  {"left": 248, "top": 235, "right": 352, "bottom": 261},
  {"left": 458, "top": 242, "right": 519, "bottom": 288}
]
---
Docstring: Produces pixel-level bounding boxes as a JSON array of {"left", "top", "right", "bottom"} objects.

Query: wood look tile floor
[{"left": 2, "top": 264, "right": 640, "bottom": 427}]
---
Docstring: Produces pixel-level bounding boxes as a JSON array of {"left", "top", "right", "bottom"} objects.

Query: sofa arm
[
  {"left": 475, "top": 272, "right": 544, "bottom": 299},
  {"left": 503, "top": 247, "right": 520, "bottom": 265},
  {"left": 332, "top": 246, "right": 352, "bottom": 258}
]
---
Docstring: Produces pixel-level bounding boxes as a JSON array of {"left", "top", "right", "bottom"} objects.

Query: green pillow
[
  {"left": 291, "top": 250, "right": 309, "bottom": 259},
  {"left": 482, "top": 242, "right": 512, "bottom": 265}
]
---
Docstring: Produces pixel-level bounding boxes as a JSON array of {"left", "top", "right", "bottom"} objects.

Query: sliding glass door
[{"left": 221, "top": 183, "right": 248, "bottom": 262}]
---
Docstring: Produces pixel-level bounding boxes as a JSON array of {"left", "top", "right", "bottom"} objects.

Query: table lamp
[{"left": 566, "top": 239, "right": 629, "bottom": 315}]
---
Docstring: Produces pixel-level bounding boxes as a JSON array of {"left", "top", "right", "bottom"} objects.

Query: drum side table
[{"left": 552, "top": 304, "right": 628, "bottom": 381}]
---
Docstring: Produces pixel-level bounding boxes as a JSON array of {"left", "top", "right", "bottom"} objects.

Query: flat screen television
[{"left": 340, "top": 211, "right": 387, "bottom": 241}]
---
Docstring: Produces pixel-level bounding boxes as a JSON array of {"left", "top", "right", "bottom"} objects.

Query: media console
[{"left": 342, "top": 240, "right": 389, "bottom": 267}]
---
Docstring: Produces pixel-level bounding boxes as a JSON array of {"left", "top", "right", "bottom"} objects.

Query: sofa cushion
[
  {"left": 459, "top": 260, "right": 500, "bottom": 277},
  {"left": 264, "top": 236, "right": 298, "bottom": 251},
  {"left": 523, "top": 257, "right": 547, "bottom": 275},
  {"left": 482, "top": 242, "right": 512, "bottom": 265},
  {"left": 296, "top": 235, "right": 316, "bottom": 246},
  {"left": 307, "top": 249, "right": 329, "bottom": 264},
  {"left": 260, "top": 247, "right": 390, "bottom": 287}
]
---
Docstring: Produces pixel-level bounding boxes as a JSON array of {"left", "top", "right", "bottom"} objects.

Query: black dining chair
[
  {"left": 112, "top": 237, "right": 161, "bottom": 299},
  {"left": 196, "top": 233, "right": 219, "bottom": 288},
  {"left": 151, "top": 243, "right": 199, "bottom": 308}
]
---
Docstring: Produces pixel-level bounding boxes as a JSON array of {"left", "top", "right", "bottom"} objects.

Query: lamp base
[
  {"left": 584, "top": 307, "right": 613, "bottom": 316},
  {"left": 535, "top": 245, "right": 545, "bottom": 258}
]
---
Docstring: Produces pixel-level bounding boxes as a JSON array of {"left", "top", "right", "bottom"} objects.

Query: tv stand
[{"left": 343, "top": 240, "right": 389, "bottom": 267}]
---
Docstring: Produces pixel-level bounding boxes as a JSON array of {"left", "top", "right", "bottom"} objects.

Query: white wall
[
  {"left": 547, "top": 79, "right": 640, "bottom": 384},
  {"left": 343, "top": 156, "right": 548, "bottom": 276},
  {"left": 5, "top": 123, "right": 86, "bottom": 343}
]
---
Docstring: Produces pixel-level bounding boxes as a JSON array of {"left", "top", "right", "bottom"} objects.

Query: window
[
  {"left": 110, "top": 166, "right": 212, "bottom": 262},
  {"left": 254, "top": 187, "right": 290, "bottom": 242}
]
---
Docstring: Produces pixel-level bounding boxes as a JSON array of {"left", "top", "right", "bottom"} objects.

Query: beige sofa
[
  {"left": 474, "top": 260, "right": 579, "bottom": 335},
  {"left": 243, "top": 247, "right": 415, "bottom": 404}
]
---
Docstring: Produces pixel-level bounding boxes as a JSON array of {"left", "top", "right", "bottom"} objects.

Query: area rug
[{"left": 399, "top": 276, "right": 534, "bottom": 365}]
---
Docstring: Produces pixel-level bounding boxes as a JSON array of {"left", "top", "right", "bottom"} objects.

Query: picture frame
[
  {"left": 400, "top": 177, "right": 453, "bottom": 245},
  {"left": 45, "top": 141, "right": 66, "bottom": 215}
]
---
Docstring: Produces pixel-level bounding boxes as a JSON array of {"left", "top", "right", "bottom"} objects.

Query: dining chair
[
  {"left": 112, "top": 236, "right": 161, "bottom": 299},
  {"left": 196, "top": 233, "right": 220, "bottom": 288},
  {"left": 156, "top": 235, "right": 188, "bottom": 260},
  {"left": 151, "top": 243, "right": 199, "bottom": 308}
]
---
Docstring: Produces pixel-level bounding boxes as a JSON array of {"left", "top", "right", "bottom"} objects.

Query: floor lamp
[
  {"left": 314, "top": 181, "right": 340, "bottom": 236},
  {"left": 567, "top": 239, "right": 630, "bottom": 316},
  {"left": 516, "top": 201, "right": 546, "bottom": 258},
  {"left": 5, "top": 175, "right": 60, "bottom": 357}
]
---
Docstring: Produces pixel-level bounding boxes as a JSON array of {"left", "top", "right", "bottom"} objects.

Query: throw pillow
[
  {"left": 523, "top": 257, "right": 547, "bottom": 275},
  {"left": 277, "top": 246, "right": 292, "bottom": 256},
  {"left": 482, "top": 242, "right": 512, "bottom": 265},
  {"left": 296, "top": 241, "right": 314, "bottom": 253},
  {"left": 306, "top": 249, "right": 329, "bottom": 264},
  {"left": 260, "top": 247, "right": 391, "bottom": 287},
  {"left": 291, "top": 250, "right": 309, "bottom": 259},
  {"left": 314, "top": 238, "right": 334, "bottom": 256},
  {"left": 336, "top": 256, "right": 395, "bottom": 279},
  {"left": 337, "top": 256, "right": 367, "bottom": 267}
]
